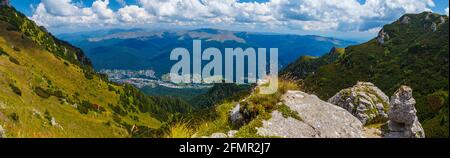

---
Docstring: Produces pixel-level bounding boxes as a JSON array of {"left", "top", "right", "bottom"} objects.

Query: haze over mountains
[{"left": 58, "top": 28, "right": 356, "bottom": 76}]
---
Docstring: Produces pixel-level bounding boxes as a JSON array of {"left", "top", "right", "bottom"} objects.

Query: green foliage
[
  {"left": 34, "top": 87, "right": 50, "bottom": 98},
  {"left": 240, "top": 80, "right": 299, "bottom": 123},
  {"left": 77, "top": 100, "right": 106, "bottom": 114},
  {"left": 281, "top": 47, "right": 345, "bottom": 80},
  {"left": 0, "top": 46, "right": 9, "bottom": 56},
  {"left": 190, "top": 83, "right": 254, "bottom": 109},
  {"left": 8, "top": 56, "right": 19, "bottom": 65},
  {"left": 8, "top": 112, "right": 19, "bottom": 122},
  {"left": 0, "top": 6, "right": 92, "bottom": 69},
  {"left": 119, "top": 84, "right": 192, "bottom": 120},
  {"left": 277, "top": 104, "right": 302, "bottom": 121},
  {"left": 9, "top": 83, "right": 21, "bottom": 96}
]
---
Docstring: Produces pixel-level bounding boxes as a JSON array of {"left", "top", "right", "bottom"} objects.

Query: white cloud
[
  {"left": 117, "top": 5, "right": 154, "bottom": 23},
  {"left": 30, "top": 0, "right": 437, "bottom": 33},
  {"left": 446, "top": 7, "right": 449, "bottom": 16}
]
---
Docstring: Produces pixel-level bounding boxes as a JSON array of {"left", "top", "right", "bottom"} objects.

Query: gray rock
[
  {"left": 279, "top": 91, "right": 364, "bottom": 138},
  {"left": 385, "top": 86, "right": 425, "bottom": 138},
  {"left": 210, "top": 133, "right": 228, "bottom": 138},
  {"left": 257, "top": 111, "right": 317, "bottom": 138},
  {"left": 229, "top": 103, "right": 244, "bottom": 127},
  {"left": 431, "top": 22, "right": 437, "bottom": 32},
  {"left": 377, "top": 29, "right": 390, "bottom": 45},
  {"left": 227, "top": 130, "right": 238, "bottom": 138},
  {"left": 328, "top": 82, "right": 389, "bottom": 125},
  {"left": 400, "top": 16, "right": 411, "bottom": 24},
  {"left": 0, "top": 125, "right": 6, "bottom": 138}
]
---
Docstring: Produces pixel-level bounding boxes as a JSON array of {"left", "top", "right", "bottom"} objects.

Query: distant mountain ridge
[{"left": 58, "top": 28, "right": 356, "bottom": 77}]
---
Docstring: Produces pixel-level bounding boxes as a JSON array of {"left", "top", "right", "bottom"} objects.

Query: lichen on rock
[{"left": 328, "top": 82, "right": 390, "bottom": 125}]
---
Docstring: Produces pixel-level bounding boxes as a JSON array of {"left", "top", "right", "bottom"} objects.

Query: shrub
[
  {"left": 9, "top": 113, "right": 19, "bottom": 122},
  {"left": 9, "top": 57, "right": 20, "bottom": 65},
  {"left": 77, "top": 100, "right": 105, "bottom": 114},
  {"left": 0, "top": 47, "right": 9, "bottom": 56},
  {"left": 12, "top": 46, "right": 20, "bottom": 52},
  {"left": 52, "top": 90, "right": 64, "bottom": 98},
  {"left": 165, "top": 122, "right": 193, "bottom": 138},
  {"left": 9, "top": 84, "right": 21, "bottom": 96},
  {"left": 34, "top": 87, "right": 50, "bottom": 98}
]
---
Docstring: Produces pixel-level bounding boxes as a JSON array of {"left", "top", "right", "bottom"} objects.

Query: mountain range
[
  {"left": 58, "top": 28, "right": 356, "bottom": 76},
  {"left": 0, "top": 2, "right": 448, "bottom": 138}
]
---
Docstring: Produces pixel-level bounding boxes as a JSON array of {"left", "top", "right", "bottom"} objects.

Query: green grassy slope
[
  {"left": 0, "top": 5, "right": 194, "bottom": 138},
  {"left": 284, "top": 12, "right": 449, "bottom": 138}
]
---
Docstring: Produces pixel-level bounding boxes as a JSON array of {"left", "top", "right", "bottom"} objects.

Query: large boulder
[
  {"left": 257, "top": 90, "right": 364, "bottom": 138},
  {"left": 385, "top": 86, "right": 425, "bottom": 138},
  {"left": 328, "top": 82, "right": 390, "bottom": 125}
]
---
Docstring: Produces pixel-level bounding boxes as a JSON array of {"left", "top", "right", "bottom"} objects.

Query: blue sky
[{"left": 9, "top": 0, "right": 450, "bottom": 41}]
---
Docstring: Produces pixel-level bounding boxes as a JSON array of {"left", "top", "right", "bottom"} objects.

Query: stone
[
  {"left": 400, "top": 16, "right": 411, "bottom": 24},
  {"left": 229, "top": 103, "right": 244, "bottom": 127},
  {"left": 377, "top": 29, "right": 390, "bottom": 45},
  {"left": 385, "top": 86, "right": 425, "bottom": 138},
  {"left": 328, "top": 82, "right": 389, "bottom": 125},
  {"left": 261, "top": 90, "right": 364, "bottom": 138},
  {"left": 257, "top": 111, "right": 317, "bottom": 138},
  {"left": 209, "top": 133, "right": 228, "bottom": 138},
  {"left": 227, "top": 130, "right": 238, "bottom": 138}
]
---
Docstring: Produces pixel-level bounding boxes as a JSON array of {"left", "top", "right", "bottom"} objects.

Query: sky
[{"left": 9, "top": 0, "right": 450, "bottom": 41}]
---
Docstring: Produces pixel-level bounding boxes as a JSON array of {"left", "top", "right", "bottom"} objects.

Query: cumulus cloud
[
  {"left": 446, "top": 7, "right": 449, "bottom": 16},
  {"left": 30, "top": 0, "right": 437, "bottom": 32}
]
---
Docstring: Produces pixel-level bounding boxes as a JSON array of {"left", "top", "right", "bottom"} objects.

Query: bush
[
  {"left": 52, "top": 90, "right": 64, "bottom": 98},
  {"left": 0, "top": 47, "right": 9, "bottom": 56},
  {"left": 9, "top": 84, "right": 21, "bottom": 96},
  {"left": 9, "top": 57, "right": 20, "bottom": 65},
  {"left": 12, "top": 46, "right": 20, "bottom": 52},
  {"left": 35, "top": 87, "right": 50, "bottom": 98},
  {"left": 9, "top": 113, "right": 19, "bottom": 122},
  {"left": 77, "top": 100, "right": 105, "bottom": 114}
]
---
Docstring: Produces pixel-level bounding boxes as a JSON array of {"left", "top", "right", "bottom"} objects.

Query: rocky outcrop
[
  {"left": 257, "top": 91, "right": 364, "bottom": 138},
  {"left": 385, "top": 86, "right": 425, "bottom": 138},
  {"left": 377, "top": 29, "right": 390, "bottom": 45},
  {"left": 328, "top": 82, "right": 390, "bottom": 125},
  {"left": 229, "top": 103, "right": 245, "bottom": 127},
  {"left": 0, "top": 125, "right": 6, "bottom": 138},
  {"left": 400, "top": 16, "right": 411, "bottom": 24}
]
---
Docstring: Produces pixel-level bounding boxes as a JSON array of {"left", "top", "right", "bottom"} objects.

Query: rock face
[
  {"left": 385, "top": 86, "right": 425, "bottom": 138},
  {"left": 229, "top": 103, "right": 245, "bottom": 127},
  {"left": 400, "top": 16, "right": 411, "bottom": 24},
  {"left": 328, "top": 82, "right": 390, "bottom": 125},
  {"left": 377, "top": 29, "right": 390, "bottom": 45},
  {"left": 0, "top": 125, "right": 6, "bottom": 138},
  {"left": 257, "top": 91, "right": 364, "bottom": 138}
]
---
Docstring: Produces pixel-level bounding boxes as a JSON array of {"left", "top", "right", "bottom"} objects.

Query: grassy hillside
[
  {"left": 283, "top": 12, "right": 449, "bottom": 138},
  {"left": 0, "top": 5, "right": 193, "bottom": 138}
]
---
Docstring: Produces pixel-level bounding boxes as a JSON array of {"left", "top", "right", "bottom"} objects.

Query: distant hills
[
  {"left": 58, "top": 28, "right": 356, "bottom": 77},
  {"left": 281, "top": 12, "right": 449, "bottom": 138}
]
